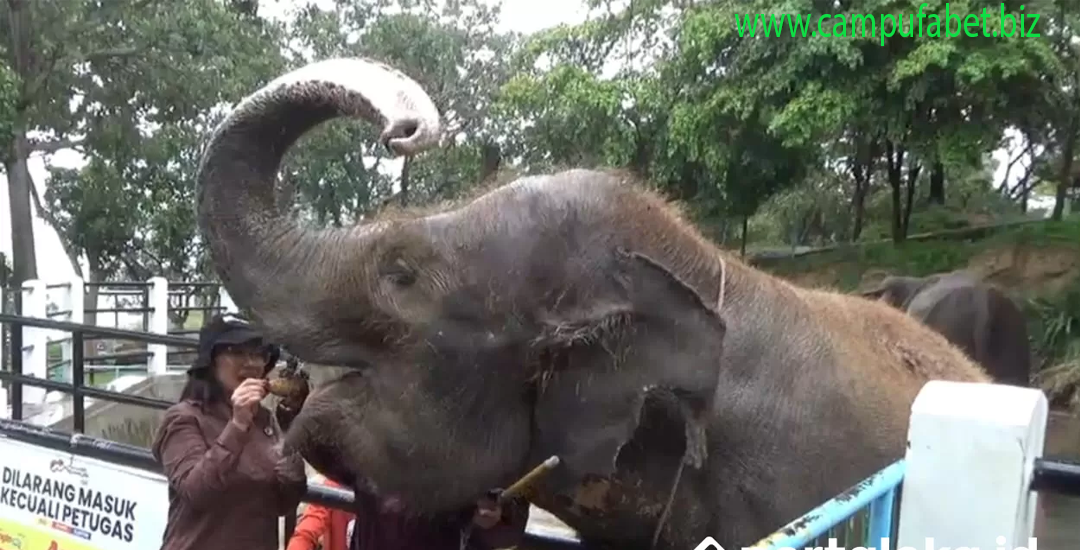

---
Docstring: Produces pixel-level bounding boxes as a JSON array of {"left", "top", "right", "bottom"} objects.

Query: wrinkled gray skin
[
  {"left": 194, "top": 58, "right": 991, "bottom": 550},
  {"left": 860, "top": 270, "right": 1031, "bottom": 387}
]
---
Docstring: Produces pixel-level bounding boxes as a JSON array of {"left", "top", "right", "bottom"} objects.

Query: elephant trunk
[{"left": 195, "top": 58, "right": 442, "bottom": 363}]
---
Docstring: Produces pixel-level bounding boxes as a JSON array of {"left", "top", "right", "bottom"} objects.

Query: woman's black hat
[{"left": 190, "top": 313, "right": 281, "bottom": 374}]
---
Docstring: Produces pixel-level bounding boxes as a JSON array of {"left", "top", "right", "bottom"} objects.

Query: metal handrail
[
  {"left": 0, "top": 312, "right": 197, "bottom": 346},
  {"left": 750, "top": 460, "right": 904, "bottom": 549},
  {"left": 1032, "top": 457, "right": 1080, "bottom": 497}
]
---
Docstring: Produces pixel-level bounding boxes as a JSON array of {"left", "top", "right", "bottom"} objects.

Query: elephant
[
  {"left": 193, "top": 57, "right": 991, "bottom": 550},
  {"left": 859, "top": 270, "right": 1032, "bottom": 387}
]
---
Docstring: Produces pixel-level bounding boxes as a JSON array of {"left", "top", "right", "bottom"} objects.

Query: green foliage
[
  {"left": 282, "top": 0, "right": 518, "bottom": 212},
  {"left": 495, "top": 65, "right": 636, "bottom": 170},
  {"left": 4, "top": 0, "right": 286, "bottom": 285},
  {"left": 749, "top": 170, "right": 851, "bottom": 248},
  {"left": 1029, "top": 283, "right": 1080, "bottom": 407}
]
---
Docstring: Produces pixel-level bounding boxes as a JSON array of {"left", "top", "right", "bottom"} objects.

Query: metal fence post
[
  {"left": 147, "top": 277, "right": 169, "bottom": 375},
  {"left": 21, "top": 279, "right": 48, "bottom": 405},
  {"left": 897, "top": 380, "right": 1047, "bottom": 549}
]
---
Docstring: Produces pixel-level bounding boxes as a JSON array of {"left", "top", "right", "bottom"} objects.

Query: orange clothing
[{"left": 287, "top": 476, "right": 355, "bottom": 550}]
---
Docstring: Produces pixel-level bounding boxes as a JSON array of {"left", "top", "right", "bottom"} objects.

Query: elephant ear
[
  {"left": 858, "top": 284, "right": 889, "bottom": 300},
  {"left": 862, "top": 276, "right": 941, "bottom": 309},
  {"left": 860, "top": 277, "right": 914, "bottom": 308},
  {"left": 531, "top": 249, "right": 726, "bottom": 488}
]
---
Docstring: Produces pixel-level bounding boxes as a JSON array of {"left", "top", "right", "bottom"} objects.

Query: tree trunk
[
  {"left": 849, "top": 137, "right": 876, "bottom": 242},
  {"left": 479, "top": 142, "right": 501, "bottom": 184},
  {"left": 714, "top": 218, "right": 730, "bottom": 245},
  {"left": 4, "top": 0, "right": 38, "bottom": 285},
  {"left": 1052, "top": 121, "right": 1075, "bottom": 221},
  {"left": 83, "top": 262, "right": 101, "bottom": 360},
  {"left": 886, "top": 140, "right": 906, "bottom": 244},
  {"left": 0, "top": 252, "right": 10, "bottom": 289},
  {"left": 902, "top": 159, "right": 921, "bottom": 238},
  {"left": 740, "top": 215, "right": 749, "bottom": 257},
  {"left": 3, "top": 133, "right": 37, "bottom": 285},
  {"left": 928, "top": 160, "right": 945, "bottom": 205}
]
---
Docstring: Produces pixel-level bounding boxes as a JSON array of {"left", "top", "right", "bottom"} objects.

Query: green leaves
[
  {"left": 496, "top": 65, "right": 636, "bottom": 169},
  {"left": 282, "top": 0, "right": 519, "bottom": 211},
  {"left": 3, "top": 0, "right": 1075, "bottom": 284},
  {"left": 3, "top": 0, "right": 287, "bottom": 281}
]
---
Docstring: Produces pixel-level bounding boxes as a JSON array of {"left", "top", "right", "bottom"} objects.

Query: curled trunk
[{"left": 195, "top": 58, "right": 443, "bottom": 363}]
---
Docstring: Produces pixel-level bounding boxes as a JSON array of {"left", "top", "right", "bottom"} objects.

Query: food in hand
[{"left": 268, "top": 375, "right": 308, "bottom": 399}]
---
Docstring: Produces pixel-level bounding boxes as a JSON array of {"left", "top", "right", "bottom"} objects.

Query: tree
[
  {"left": 1038, "top": 0, "right": 1080, "bottom": 221},
  {"left": 1, "top": 0, "right": 285, "bottom": 288}
]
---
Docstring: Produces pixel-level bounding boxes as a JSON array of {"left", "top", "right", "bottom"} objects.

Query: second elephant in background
[{"left": 860, "top": 270, "right": 1032, "bottom": 387}]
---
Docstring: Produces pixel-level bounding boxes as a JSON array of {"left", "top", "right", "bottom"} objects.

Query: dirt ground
[{"left": 780, "top": 242, "right": 1080, "bottom": 295}]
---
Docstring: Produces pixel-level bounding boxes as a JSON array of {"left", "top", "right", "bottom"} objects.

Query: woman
[{"left": 152, "top": 313, "right": 309, "bottom": 550}]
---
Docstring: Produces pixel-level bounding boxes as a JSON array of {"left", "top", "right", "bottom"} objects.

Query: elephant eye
[
  {"left": 391, "top": 271, "right": 417, "bottom": 287},
  {"left": 380, "top": 257, "right": 417, "bottom": 288}
]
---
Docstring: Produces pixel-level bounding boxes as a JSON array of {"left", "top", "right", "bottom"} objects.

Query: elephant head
[
  {"left": 858, "top": 274, "right": 942, "bottom": 309},
  {"left": 196, "top": 58, "right": 729, "bottom": 514}
]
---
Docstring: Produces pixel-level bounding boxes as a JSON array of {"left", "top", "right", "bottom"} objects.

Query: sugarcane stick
[{"left": 497, "top": 455, "right": 560, "bottom": 503}]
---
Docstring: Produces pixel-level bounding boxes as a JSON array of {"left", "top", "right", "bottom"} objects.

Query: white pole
[
  {"left": 0, "top": 286, "right": 6, "bottom": 418},
  {"left": 147, "top": 277, "right": 169, "bottom": 375},
  {"left": 68, "top": 276, "right": 85, "bottom": 385},
  {"left": 897, "top": 380, "right": 1047, "bottom": 550},
  {"left": 59, "top": 276, "right": 85, "bottom": 385},
  {"left": 218, "top": 285, "right": 238, "bottom": 314},
  {"left": 20, "top": 279, "right": 48, "bottom": 405},
  {"left": 54, "top": 282, "right": 71, "bottom": 384}
]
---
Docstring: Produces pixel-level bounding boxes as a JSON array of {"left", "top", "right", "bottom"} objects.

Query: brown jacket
[{"left": 151, "top": 399, "right": 308, "bottom": 550}]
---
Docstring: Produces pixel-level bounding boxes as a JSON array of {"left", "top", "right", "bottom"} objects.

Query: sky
[{"left": 0, "top": 0, "right": 1049, "bottom": 288}]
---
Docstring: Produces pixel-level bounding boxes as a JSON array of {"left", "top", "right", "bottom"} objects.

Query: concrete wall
[
  {"left": 49, "top": 373, "right": 187, "bottom": 448},
  {"left": 1045, "top": 410, "right": 1080, "bottom": 459}
]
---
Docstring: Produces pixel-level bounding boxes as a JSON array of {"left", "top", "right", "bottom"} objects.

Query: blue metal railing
[{"left": 752, "top": 460, "right": 906, "bottom": 550}]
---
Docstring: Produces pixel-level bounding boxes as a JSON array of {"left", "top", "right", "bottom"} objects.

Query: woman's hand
[
  {"left": 231, "top": 378, "right": 267, "bottom": 430},
  {"left": 472, "top": 493, "right": 503, "bottom": 529}
]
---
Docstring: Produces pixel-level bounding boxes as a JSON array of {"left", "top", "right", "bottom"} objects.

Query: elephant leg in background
[{"left": 981, "top": 301, "right": 1033, "bottom": 387}]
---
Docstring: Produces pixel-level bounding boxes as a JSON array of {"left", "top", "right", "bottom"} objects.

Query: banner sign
[{"left": 0, "top": 437, "right": 168, "bottom": 550}]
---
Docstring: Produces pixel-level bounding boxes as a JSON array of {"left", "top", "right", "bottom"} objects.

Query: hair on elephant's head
[
  {"left": 858, "top": 274, "right": 942, "bottom": 309},
  {"left": 195, "top": 58, "right": 729, "bottom": 514}
]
